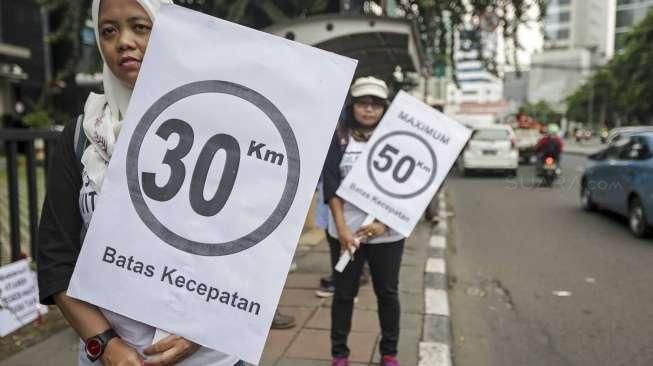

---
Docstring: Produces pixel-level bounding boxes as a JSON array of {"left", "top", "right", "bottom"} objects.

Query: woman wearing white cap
[
  {"left": 322, "top": 76, "right": 405, "bottom": 366},
  {"left": 36, "top": 1, "right": 242, "bottom": 365}
]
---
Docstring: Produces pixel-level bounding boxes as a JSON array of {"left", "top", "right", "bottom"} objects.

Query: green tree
[
  {"left": 519, "top": 100, "right": 560, "bottom": 125},
  {"left": 37, "top": 0, "right": 545, "bottom": 121},
  {"left": 179, "top": 0, "right": 332, "bottom": 27},
  {"left": 36, "top": 0, "right": 333, "bottom": 120},
  {"left": 567, "top": 8, "right": 653, "bottom": 126},
  {"left": 396, "top": 0, "right": 546, "bottom": 77},
  {"left": 566, "top": 67, "right": 617, "bottom": 127},
  {"left": 24, "top": 0, "right": 89, "bottom": 127}
]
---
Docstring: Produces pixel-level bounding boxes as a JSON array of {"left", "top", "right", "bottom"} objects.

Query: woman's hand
[
  {"left": 101, "top": 338, "right": 144, "bottom": 366},
  {"left": 355, "top": 221, "right": 387, "bottom": 241},
  {"left": 143, "top": 335, "right": 199, "bottom": 366},
  {"left": 337, "top": 227, "right": 359, "bottom": 255}
]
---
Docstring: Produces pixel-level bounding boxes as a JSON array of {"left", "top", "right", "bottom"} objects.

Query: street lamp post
[
  {"left": 588, "top": 75, "right": 594, "bottom": 127},
  {"left": 585, "top": 46, "right": 600, "bottom": 129}
]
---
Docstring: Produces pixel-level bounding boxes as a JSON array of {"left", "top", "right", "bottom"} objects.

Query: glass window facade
[
  {"left": 544, "top": 0, "right": 572, "bottom": 42},
  {"left": 615, "top": 0, "right": 653, "bottom": 50},
  {"left": 545, "top": 27, "right": 570, "bottom": 41}
]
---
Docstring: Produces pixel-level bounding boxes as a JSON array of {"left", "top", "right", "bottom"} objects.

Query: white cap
[{"left": 350, "top": 76, "right": 389, "bottom": 99}]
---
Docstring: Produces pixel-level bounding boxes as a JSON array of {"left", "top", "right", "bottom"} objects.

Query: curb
[{"left": 418, "top": 193, "right": 453, "bottom": 366}]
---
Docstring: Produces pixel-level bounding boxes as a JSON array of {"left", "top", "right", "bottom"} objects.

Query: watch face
[{"left": 86, "top": 338, "right": 102, "bottom": 358}]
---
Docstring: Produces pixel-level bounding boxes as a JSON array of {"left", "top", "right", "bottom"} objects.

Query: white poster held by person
[
  {"left": 0, "top": 260, "right": 48, "bottom": 337},
  {"left": 67, "top": 5, "right": 356, "bottom": 364},
  {"left": 337, "top": 90, "right": 471, "bottom": 237}
]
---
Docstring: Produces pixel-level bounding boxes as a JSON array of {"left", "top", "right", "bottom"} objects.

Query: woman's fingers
[
  {"left": 143, "top": 347, "right": 177, "bottom": 366},
  {"left": 356, "top": 223, "right": 377, "bottom": 238},
  {"left": 143, "top": 335, "right": 179, "bottom": 355},
  {"left": 143, "top": 339, "right": 198, "bottom": 366},
  {"left": 101, "top": 338, "right": 144, "bottom": 366},
  {"left": 339, "top": 238, "right": 358, "bottom": 256}
]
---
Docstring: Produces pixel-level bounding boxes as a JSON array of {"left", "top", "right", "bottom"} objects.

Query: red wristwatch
[{"left": 85, "top": 328, "right": 119, "bottom": 362}]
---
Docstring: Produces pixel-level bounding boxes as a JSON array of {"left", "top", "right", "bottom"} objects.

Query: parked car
[
  {"left": 461, "top": 125, "right": 519, "bottom": 176},
  {"left": 605, "top": 126, "right": 653, "bottom": 145},
  {"left": 514, "top": 128, "right": 541, "bottom": 164},
  {"left": 581, "top": 132, "right": 653, "bottom": 238}
]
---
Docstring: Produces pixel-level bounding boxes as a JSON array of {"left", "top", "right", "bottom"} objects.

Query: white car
[
  {"left": 514, "top": 128, "right": 542, "bottom": 164},
  {"left": 461, "top": 125, "right": 519, "bottom": 176}
]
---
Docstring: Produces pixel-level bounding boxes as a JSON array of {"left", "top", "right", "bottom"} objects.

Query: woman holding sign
[
  {"left": 323, "top": 77, "right": 405, "bottom": 366},
  {"left": 36, "top": 0, "right": 241, "bottom": 365}
]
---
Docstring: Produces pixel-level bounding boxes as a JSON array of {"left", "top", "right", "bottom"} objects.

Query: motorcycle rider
[{"left": 535, "top": 124, "right": 564, "bottom": 174}]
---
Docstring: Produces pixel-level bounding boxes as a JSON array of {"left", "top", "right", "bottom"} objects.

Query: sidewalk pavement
[
  {"left": 1, "top": 223, "right": 431, "bottom": 366},
  {"left": 260, "top": 221, "right": 430, "bottom": 366}
]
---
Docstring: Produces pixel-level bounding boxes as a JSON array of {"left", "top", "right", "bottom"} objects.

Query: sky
[{"left": 498, "top": 3, "right": 545, "bottom": 72}]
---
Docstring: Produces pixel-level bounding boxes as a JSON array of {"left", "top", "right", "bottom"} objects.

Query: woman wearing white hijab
[{"left": 37, "top": 0, "right": 241, "bottom": 365}]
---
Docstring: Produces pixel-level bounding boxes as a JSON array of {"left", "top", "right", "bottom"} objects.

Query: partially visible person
[
  {"left": 36, "top": 1, "right": 242, "bottom": 365},
  {"left": 322, "top": 77, "right": 404, "bottom": 366},
  {"left": 271, "top": 310, "right": 295, "bottom": 329},
  {"left": 315, "top": 179, "right": 337, "bottom": 297},
  {"left": 315, "top": 144, "right": 370, "bottom": 298}
]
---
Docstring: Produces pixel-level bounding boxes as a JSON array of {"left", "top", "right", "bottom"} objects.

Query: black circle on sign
[
  {"left": 126, "top": 80, "right": 300, "bottom": 256},
  {"left": 366, "top": 131, "right": 437, "bottom": 199}
]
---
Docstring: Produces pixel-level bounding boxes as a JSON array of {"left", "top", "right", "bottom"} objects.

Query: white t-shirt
[
  {"left": 327, "top": 138, "right": 404, "bottom": 243},
  {"left": 78, "top": 170, "right": 239, "bottom": 366}
]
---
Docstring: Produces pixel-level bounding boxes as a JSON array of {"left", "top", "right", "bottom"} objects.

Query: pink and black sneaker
[
  {"left": 331, "top": 357, "right": 348, "bottom": 366},
  {"left": 381, "top": 355, "right": 400, "bottom": 366}
]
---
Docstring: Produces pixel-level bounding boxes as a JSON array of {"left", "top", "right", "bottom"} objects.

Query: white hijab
[{"left": 82, "top": 0, "right": 173, "bottom": 192}]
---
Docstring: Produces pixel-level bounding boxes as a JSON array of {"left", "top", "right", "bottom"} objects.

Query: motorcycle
[
  {"left": 540, "top": 156, "right": 560, "bottom": 187},
  {"left": 599, "top": 128, "right": 609, "bottom": 144}
]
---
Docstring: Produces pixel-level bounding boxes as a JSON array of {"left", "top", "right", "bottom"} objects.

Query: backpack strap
[{"left": 73, "top": 114, "right": 87, "bottom": 163}]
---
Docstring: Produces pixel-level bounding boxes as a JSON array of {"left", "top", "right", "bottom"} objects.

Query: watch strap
[{"left": 97, "top": 328, "right": 119, "bottom": 344}]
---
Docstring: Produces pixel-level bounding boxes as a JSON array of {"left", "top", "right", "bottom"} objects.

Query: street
[{"left": 448, "top": 153, "right": 653, "bottom": 366}]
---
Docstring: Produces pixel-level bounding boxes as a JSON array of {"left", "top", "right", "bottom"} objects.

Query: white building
[
  {"left": 503, "top": 70, "right": 529, "bottom": 111},
  {"left": 615, "top": 0, "right": 653, "bottom": 50},
  {"left": 528, "top": 48, "right": 594, "bottom": 109},
  {"left": 528, "top": 0, "right": 616, "bottom": 110},
  {"left": 448, "top": 29, "right": 503, "bottom": 105},
  {"left": 445, "top": 29, "right": 509, "bottom": 128},
  {"left": 543, "top": 0, "right": 616, "bottom": 58}
]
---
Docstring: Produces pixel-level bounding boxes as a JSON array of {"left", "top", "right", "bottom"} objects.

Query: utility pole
[
  {"left": 585, "top": 46, "right": 599, "bottom": 129},
  {"left": 588, "top": 77, "right": 594, "bottom": 127},
  {"left": 423, "top": 73, "right": 429, "bottom": 103},
  {"left": 40, "top": 5, "right": 52, "bottom": 86}
]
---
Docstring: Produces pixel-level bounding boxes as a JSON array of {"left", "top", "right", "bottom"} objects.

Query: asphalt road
[{"left": 448, "top": 153, "right": 653, "bottom": 366}]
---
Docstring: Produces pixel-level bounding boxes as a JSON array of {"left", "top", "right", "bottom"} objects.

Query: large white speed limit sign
[
  {"left": 337, "top": 91, "right": 471, "bottom": 237},
  {"left": 126, "top": 80, "right": 301, "bottom": 257},
  {"left": 68, "top": 5, "right": 356, "bottom": 364}
]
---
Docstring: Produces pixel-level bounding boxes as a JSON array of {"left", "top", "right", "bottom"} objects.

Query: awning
[
  {"left": 264, "top": 14, "right": 426, "bottom": 82},
  {"left": 0, "top": 43, "right": 31, "bottom": 60}
]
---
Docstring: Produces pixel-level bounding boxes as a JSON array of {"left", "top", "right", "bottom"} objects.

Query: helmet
[{"left": 547, "top": 124, "right": 560, "bottom": 135}]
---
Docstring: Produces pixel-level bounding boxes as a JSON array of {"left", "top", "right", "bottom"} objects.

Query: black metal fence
[{"left": 1, "top": 128, "right": 61, "bottom": 264}]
